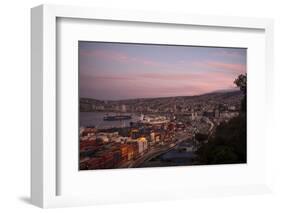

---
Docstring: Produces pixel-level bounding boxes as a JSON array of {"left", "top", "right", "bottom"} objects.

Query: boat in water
[{"left": 103, "top": 114, "right": 132, "bottom": 121}]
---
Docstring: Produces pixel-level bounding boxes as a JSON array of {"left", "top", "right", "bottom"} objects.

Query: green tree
[
  {"left": 195, "top": 133, "right": 208, "bottom": 142},
  {"left": 196, "top": 114, "right": 246, "bottom": 164},
  {"left": 196, "top": 74, "right": 247, "bottom": 164},
  {"left": 234, "top": 74, "right": 247, "bottom": 112},
  {"left": 234, "top": 74, "right": 246, "bottom": 95}
]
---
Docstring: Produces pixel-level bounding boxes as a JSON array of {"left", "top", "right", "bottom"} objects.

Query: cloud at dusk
[{"left": 79, "top": 42, "right": 246, "bottom": 100}]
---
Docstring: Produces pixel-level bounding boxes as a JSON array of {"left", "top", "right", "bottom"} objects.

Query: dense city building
[{"left": 79, "top": 90, "right": 243, "bottom": 170}]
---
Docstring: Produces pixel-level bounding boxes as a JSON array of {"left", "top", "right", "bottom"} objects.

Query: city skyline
[{"left": 79, "top": 41, "right": 246, "bottom": 100}]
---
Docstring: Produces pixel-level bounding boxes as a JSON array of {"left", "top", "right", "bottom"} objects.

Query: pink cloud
[
  {"left": 80, "top": 70, "right": 237, "bottom": 100},
  {"left": 79, "top": 48, "right": 245, "bottom": 99},
  {"left": 191, "top": 60, "right": 246, "bottom": 75},
  {"left": 206, "top": 61, "right": 246, "bottom": 74},
  {"left": 140, "top": 71, "right": 237, "bottom": 94},
  {"left": 80, "top": 49, "right": 246, "bottom": 77},
  {"left": 139, "top": 70, "right": 233, "bottom": 83},
  {"left": 80, "top": 49, "right": 168, "bottom": 67},
  {"left": 92, "top": 75, "right": 136, "bottom": 81}
]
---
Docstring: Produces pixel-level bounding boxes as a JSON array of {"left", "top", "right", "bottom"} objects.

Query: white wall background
[{"left": 0, "top": 0, "right": 281, "bottom": 212}]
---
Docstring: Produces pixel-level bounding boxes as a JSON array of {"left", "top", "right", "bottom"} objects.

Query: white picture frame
[{"left": 31, "top": 4, "right": 274, "bottom": 208}]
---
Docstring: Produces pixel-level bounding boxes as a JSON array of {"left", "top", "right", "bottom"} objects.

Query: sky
[{"left": 79, "top": 41, "right": 246, "bottom": 100}]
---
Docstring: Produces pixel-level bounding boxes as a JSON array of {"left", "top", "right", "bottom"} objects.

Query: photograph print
[{"left": 79, "top": 41, "right": 247, "bottom": 170}]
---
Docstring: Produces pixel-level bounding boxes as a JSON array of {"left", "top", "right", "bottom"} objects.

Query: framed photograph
[{"left": 31, "top": 4, "right": 274, "bottom": 208}]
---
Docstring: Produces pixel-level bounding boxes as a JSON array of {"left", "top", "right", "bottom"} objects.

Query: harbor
[{"left": 80, "top": 112, "right": 139, "bottom": 129}]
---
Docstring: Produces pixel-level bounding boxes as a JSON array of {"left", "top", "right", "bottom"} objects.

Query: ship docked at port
[{"left": 103, "top": 114, "right": 132, "bottom": 121}]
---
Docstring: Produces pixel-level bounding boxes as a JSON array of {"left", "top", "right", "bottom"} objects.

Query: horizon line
[{"left": 80, "top": 88, "right": 241, "bottom": 102}]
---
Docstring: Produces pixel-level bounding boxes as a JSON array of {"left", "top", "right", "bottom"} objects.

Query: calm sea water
[{"left": 80, "top": 112, "right": 139, "bottom": 129}]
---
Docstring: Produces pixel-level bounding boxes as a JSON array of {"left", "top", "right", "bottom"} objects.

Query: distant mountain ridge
[
  {"left": 81, "top": 89, "right": 242, "bottom": 103},
  {"left": 80, "top": 90, "right": 243, "bottom": 112},
  {"left": 203, "top": 88, "right": 240, "bottom": 95}
]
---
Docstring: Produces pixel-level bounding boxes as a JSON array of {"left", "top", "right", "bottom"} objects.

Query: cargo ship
[{"left": 103, "top": 114, "right": 132, "bottom": 121}]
